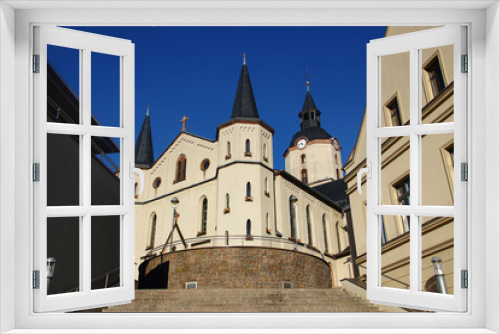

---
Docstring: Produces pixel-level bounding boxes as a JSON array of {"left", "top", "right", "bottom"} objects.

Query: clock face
[{"left": 297, "top": 138, "right": 307, "bottom": 150}]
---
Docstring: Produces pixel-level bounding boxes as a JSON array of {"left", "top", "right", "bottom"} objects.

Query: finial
[
  {"left": 306, "top": 81, "right": 310, "bottom": 92},
  {"left": 180, "top": 115, "right": 189, "bottom": 132},
  {"left": 146, "top": 105, "right": 150, "bottom": 116},
  {"left": 243, "top": 52, "right": 246, "bottom": 65}
]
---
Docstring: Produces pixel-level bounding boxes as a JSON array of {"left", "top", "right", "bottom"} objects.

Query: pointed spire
[
  {"left": 299, "top": 88, "right": 321, "bottom": 130},
  {"left": 243, "top": 52, "right": 246, "bottom": 65},
  {"left": 231, "top": 54, "right": 260, "bottom": 120},
  {"left": 135, "top": 106, "right": 154, "bottom": 168}
]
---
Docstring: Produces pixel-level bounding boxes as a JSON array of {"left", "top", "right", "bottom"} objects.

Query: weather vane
[{"left": 305, "top": 69, "right": 311, "bottom": 91}]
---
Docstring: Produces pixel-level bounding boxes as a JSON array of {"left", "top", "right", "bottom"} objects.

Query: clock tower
[{"left": 284, "top": 83, "right": 343, "bottom": 186}]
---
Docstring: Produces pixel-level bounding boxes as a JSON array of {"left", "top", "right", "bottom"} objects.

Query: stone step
[{"left": 103, "top": 288, "right": 384, "bottom": 313}]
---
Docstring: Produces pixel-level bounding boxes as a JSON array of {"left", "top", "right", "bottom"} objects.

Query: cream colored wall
[
  {"left": 343, "top": 26, "right": 456, "bottom": 292},
  {"left": 285, "top": 141, "right": 343, "bottom": 184},
  {"left": 218, "top": 122, "right": 273, "bottom": 169}
]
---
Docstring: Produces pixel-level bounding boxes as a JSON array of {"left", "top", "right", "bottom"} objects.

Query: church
[{"left": 133, "top": 57, "right": 353, "bottom": 290}]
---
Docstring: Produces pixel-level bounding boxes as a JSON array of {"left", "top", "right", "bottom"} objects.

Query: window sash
[{"left": 366, "top": 25, "right": 467, "bottom": 312}]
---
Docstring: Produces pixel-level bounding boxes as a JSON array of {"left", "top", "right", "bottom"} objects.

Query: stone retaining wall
[{"left": 140, "top": 246, "right": 333, "bottom": 289}]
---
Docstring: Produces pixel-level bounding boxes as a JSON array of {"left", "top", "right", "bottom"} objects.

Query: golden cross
[{"left": 180, "top": 115, "right": 189, "bottom": 132}]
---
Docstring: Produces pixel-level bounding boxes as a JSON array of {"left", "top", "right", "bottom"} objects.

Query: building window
[
  {"left": 289, "top": 196, "right": 297, "bottom": 239},
  {"left": 147, "top": 213, "right": 157, "bottom": 250},
  {"left": 394, "top": 176, "right": 411, "bottom": 233},
  {"left": 386, "top": 97, "right": 403, "bottom": 127},
  {"left": 263, "top": 143, "right": 268, "bottom": 162},
  {"left": 245, "top": 182, "right": 253, "bottom": 201},
  {"left": 226, "top": 142, "right": 231, "bottom": 159},
  {"left": 152, "top": 177, "right": 161, "bottom": 188},
  {"left": 336, "top": 221, "right": 342, "bottom": 253},
  {"left": 246, "top": 219, "right": 252, "bottom": 240},
  {"left": 200, "top": 198, "right": 208, "bottom": 234},
  {"left": 381, "top": 216, "right": 387, "bottom": 245},
  {"left": 175, "top": 154, "right": 187, "bottom": 182},
  {"left": 334, "top": 154, "right": 338, "bottom": 164},
  {"left": 301, "top": 169, "right": 308, "bottom": 183},
  {"left": 266, "top": 213, "right": 271, "bottom": 234},
  {"left": 306, "top": 205, "right": 313, "bottom": 245},
  {"left": 245, "top": 139, "right": 251, "bottom": 156},
  {"left": 264, "top": 177, "right": 270, "bottom": 196},
  {"left": 301, "top": 154, "right": 306, "bottom": 164},
  {"left": 200, "top": 159, "right": 210, "bottom": 171},
  {"left": 224, "top": 193, "right": 230, "bottom": 214},
  {"left": 336, "top": 169, "right": 340, "bottom": 180},
  {"left": 135, "top": 182, "right": 139, "bottom": 198},
  {"left": 425, "top": 57, "right": 445, "bottom": 98},
  {"left": 322, "top": 214, "right": 329, "bottom": 253}
]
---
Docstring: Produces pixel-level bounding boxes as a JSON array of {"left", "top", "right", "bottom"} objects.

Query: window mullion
[{"left": 409, "top": 47, "right": 420, "bottom": 294}]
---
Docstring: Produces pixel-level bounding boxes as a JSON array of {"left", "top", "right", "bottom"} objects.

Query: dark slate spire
[
  {"left": 231, "top": 53, "right": 260, "bottom": 120},
  {"left": 299, "top": 82, "right": 321, "bottom": 130},
  {"left": 135, "top": 106, "right": 154, "bottom": 168}
]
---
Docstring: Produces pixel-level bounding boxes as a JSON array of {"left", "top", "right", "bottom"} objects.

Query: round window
[
  {"left": 153, "top": 177, "right": 162, "bottom": 188},
  {"left": 200, "top": 159, "right": 210, "bottom": 171}
]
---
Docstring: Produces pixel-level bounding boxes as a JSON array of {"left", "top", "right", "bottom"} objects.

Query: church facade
[{"left": 133, "top": 59, "right": 353, "bottom": 288}]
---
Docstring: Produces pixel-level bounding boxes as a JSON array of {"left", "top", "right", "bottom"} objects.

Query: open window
[
  {"left": 33, "top": 26, "right": 135, "bottom": 312},
  {"left": 364, "top": 26, "right": 467, "bottom": 312}
]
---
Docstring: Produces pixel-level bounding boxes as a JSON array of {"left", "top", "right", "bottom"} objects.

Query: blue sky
[{"left": 50, "top": 26, "right": 386, "bottom": 170}]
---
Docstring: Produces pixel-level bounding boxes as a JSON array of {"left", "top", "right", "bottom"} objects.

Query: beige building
[
  {"left": 133, "top": 60, "right": 353, "bottom": 287},
  {"left": 344, "top": 27, "right": 455, "bottom": 293}
]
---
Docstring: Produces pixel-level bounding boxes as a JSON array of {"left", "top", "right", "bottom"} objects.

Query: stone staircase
[{"left": 103, "top": 288, "right": 385, "bottom": 313}]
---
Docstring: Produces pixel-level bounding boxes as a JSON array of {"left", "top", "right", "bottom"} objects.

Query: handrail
[
  {"left": 65, "top": 267, "right": 120, "bottom": 293},
  {"left": 348, "top": 259, "right": 410, "bottom": 288},
  {"left": 142, "top": 234, "right": 326, "bottom": 261}
]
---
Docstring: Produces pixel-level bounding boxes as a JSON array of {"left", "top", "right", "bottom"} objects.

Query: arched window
[
  {"left": 336, "top": 169, "right": 340, "bottom": 179},
  {"left": 226, "top": 142, "right": 231, "bottom": 159},
  {"left": 301, "top": 154, "right": 306, "bottom": 164},
  {"left": 264, "top": 177, "right": 269, "bottom": 196},
  {"left": 334, "top": 154, "right": 339, "bottom": 164},
  {"left": 322, "top": 214, "right": 329, "bottom": 253},
  {"left": 306, "top": 205, "right": 313, "bottom": 245},
  {"left": 246, "top": 182, "right": 252, "bottom": 200},
  {"left": 263, "top": 143, "right": 268, "bottom": 161},
  {"left": 224, "top": 193, "right": 231, "bottom": 214},
  {"left": 245, "top": 139, "right": 251, "bottom": 156},
  {"left": 246, "top": 219, "right": 252, "bottom": 237},
  {"left": 200, "top": 198, "right": 208, "bottom": 234},
  {"left": 266, "top": 213, "right": 269, "bottom": 231},
  {"left": 289, "top": 196, "right": 297, "bottom": 239},
  {"left": 336, "top": 221, "right": 342, "bottom": 253},
  {"left": 175, "top": 155, "right": 187, "bottom": 182},
  {"left": 301, "top": 169, "right": 308, "bottom": 183},
  {"left": 148, "top": 213, "right": 157, "bottom": 249}
]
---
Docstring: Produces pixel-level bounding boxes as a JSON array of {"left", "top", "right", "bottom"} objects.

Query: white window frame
[{"left": 0, "top": 2, "right": 498, "bottom": 333}]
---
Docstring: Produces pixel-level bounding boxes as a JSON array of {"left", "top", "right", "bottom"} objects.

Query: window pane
[
  {"left": 421, "top": 133, "right": 454, "bottom": 206},
  {"left": 47, "top": 217, "right": 80, "bottom": 295},
  {"left": 47, "top": 45, "right": 80, "bottom": 124},
  {"left": 47, "top": 134, "right": 80, "bottom": 206},
  {"left": 91, "top": 216, "right": 121, "bottom": 290},
  {"left": 380, "top": 215, "right": 410, "bottom": 290},
  {"left": 91, "top": 136, "right": 121, "bottom": 206},
  {"left": 421, "top": 216, "right": 454, "bottom": 295},
  {"left": 380, "top": 136, "right": 410, "bottom": 206},
  {"left": 421, "top": 45, "right": 454, "bottom": 125},
  {"left": 91, "top": 52, "right": 120, "bottom": 127},
  {"left": 381, "top": 52, "right": 410, "bottom": 127}
]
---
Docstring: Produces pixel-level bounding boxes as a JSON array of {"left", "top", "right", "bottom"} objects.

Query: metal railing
[
  {"left": 142, "top": 234, "right": 326, "bottom": 261},
  {"left": 65, "top": 267, "right": 120, "bottom": 293},
  {"left": 348, "top": 259, "right": 410, "bottom": 289}
]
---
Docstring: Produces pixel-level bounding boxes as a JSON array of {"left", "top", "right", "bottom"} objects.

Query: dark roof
[
  {"left": 289, "top": 126, "right": 333, "bottom": 148},
  {"left": 231, "top": 64, "right": 259, "bottom": 120},
  {"left": 312, "top": 179, "right": 350, "bottom": 209},
  {"left": 301, "top": 91, "right": 317, "bottom": 113},
  {"left": 135, "top": 109, "right": 154, "bottom": 168}
]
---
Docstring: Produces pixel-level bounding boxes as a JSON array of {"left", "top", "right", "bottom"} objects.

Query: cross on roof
[{"left": 180, "top": 115, "right": 189, "bottom": 132}]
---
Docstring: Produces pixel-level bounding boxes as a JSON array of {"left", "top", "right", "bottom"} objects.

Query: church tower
[
  {"left": 216, "top": 54, "right": 275, "bottom": 241},
  {"left": 135, "top": 106, "right": 154, "bottom": 168},
  {"left": 284, "top": 83, "right": 343, "bottom": 186}
]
